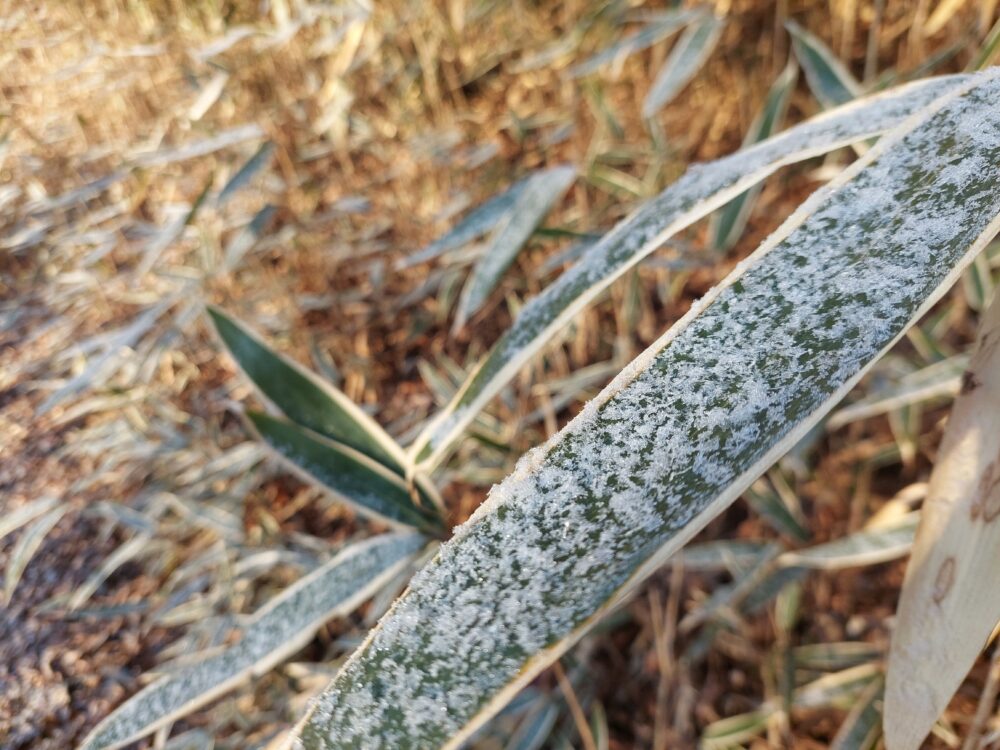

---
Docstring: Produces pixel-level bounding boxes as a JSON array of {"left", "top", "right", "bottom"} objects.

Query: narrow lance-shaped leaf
[
  {"left": 885, "top": 293, "right": 1000, "bottom": 750},
  {"left": 409, "top": 72, "right": 973, "bottom": 471},
  {"left": 293, "top": 72, "right": 1000, "bottom": 750},
  {"left": 247, "top": 411, "right": 443, "bottom": 533},
  {"left": 79, "top": 533, "right": 426, "bottom": 750},
  {"left": 786, "top": 20, "right": 863, "bottom": 110},
  {"left": 710, "top": 60, "right": 798, "bottom": 251},
  {"left": 207, "top": 306, "right": 408, "bottom": 474},
  {"left": 216, "top": 141, "right": 274, "bottom": 207},
  {"left": 568, "top": 8, "right": 703, "bottom": 78},
  {"left": 396, "top": 174, "right": 534, "bottom": 269},
  {"left": 452, "top": 166, "right": 576, "bottom": 332},
  {"left": 642, "top": 12, "right": 724, "bottom": 119},
  {"left": 777, "top": 513, "right": 919, "bottom": 571}
]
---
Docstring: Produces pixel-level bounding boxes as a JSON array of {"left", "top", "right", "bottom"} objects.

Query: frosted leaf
[
  {"left": 452, "top": 165, "right": 576, "bottom": 331},
  {"left": 412, "top": 72, "right": 973, "bottom": 469},
  {"left": 642, "top": 12, "right": 725, "bottom": 118},
  {"left": 79, "top": 533, "right": 426, "bottom": 750},
  {"left": 295, "top": 72, "right": 1000, "bottom": 749}
]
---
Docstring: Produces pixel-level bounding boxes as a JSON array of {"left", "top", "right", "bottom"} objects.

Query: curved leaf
[
  {"left": 294, "top": 72, "right": 1000, "bottom": 750},
  {"left": 79, "top": 533, "right": 426, "bottom": 750},
  {"left": 247, "top": 411, "right": 443, "bottom": 533},
  {"left": 207, "top": 306, "right": 407, "bottom": 473},
  {"left": 453, "top": 165, "right": 576, "bottom": 332},
  {"left": 409, "top": 72, "right": 974, "bottom": 470},
  {"left": 786, "top": 20, "right": 863, "bottom": 109},
  {"left": 710, "top": 59, "right": 798, "bottom": 251},
  {"left": 642, "top": 12, "right": 724, "bottom": 118},
  {"left": 568, "top": 8, "right": 702, "bottom": 79}
]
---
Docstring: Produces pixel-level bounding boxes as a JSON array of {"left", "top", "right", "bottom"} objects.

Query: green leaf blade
[
  {"left": 411, "top": 72, "right": 973, "bottom": 469},
  {"left": 296, "top": 72, "right": 1000, "bottom": 749},
  {"left": 641, "top": 13, "right": 724, "bottom": 118},
  {"left": 786, "top": 20, "right": 863, "bottom": 109},
  {"left": 453, "top": 165, "right": 576, "bottom": 331},
  {"left": 248, "top": 411, "right": 442, "bottom": 532},
  {"left": 207, "top": 306, "right": 407, "bottom": 473}
]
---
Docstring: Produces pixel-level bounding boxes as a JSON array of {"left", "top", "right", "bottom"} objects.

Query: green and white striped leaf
[
  {"left": 397, "top": 175, "right": 534, "bottom": 269},
  {"left": 641, "top": 12, "right": 724, "bottom": 119},
  {"left": 786, "top": 20, "right": 863, "bottom": 110},
  {"left": 886, "top": 294, "right": 1000, "bottom": 750},
  {"left": 777, "top": 514, "right": 919, "bottom": 571},
  {"left": 207, "top": 306, "right": 407, "bottom": 474},
  {"left": 292, "top": 72, "right": 1000, "bottom": 750},
  {"left": 79, "top": 533, "right": 426, "bottom": 750},
  {"left": 409, "top": 73, "right": 973, "bottom": 470},
  {"left": 247, "top": 411, "right": 443, "bottom": 533},
  {"left": 568, "top": 8, "right": 702, "bottom": 79},
  {"left": 710, "top": 60, "right": 798, "bottom": 251},
  {"left": 831, "top": 677, "right": 883, "bottom": 750},
  {"left": 453, "top": 165, "right": 576, "bottom": 332}
]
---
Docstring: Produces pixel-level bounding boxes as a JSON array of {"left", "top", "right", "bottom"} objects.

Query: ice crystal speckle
[
  {"left": 416, "top": 72, "right": 971, "bottom": 465},
  {"left": 299, "top": 73, "right": 1000, "bottom": 749},
  {"left": 80, "top": 533, "right": 424, "bottom": 750}
]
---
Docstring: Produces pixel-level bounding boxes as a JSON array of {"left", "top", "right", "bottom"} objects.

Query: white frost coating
[
  {"left": 296, "top": 72, "right": 1000, "bottom": 750},
  {"left": 642, "top": 12, "right": 725, "bottom": 118},
  {"left": 453, "top": 165, "right": 576, "bottom": 331},
  {"left": 411, "top": 72, "right": 973, "bottom": 469},
  {"left": 79, "top": 533, "right": 426, "bottom": 750}
]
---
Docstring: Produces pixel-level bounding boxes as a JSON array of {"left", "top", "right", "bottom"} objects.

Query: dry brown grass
[{"left": 2, "top": 0, "right": 999, "bottom": 747}]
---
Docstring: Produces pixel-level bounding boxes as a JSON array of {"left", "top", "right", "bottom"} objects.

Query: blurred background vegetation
[{"left": 2, "top": 0, "right": 1000, "bottom": 747}]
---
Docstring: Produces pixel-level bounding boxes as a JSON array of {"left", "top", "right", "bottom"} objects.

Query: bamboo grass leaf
[
  {"left": 786, "top": 20, "right": 863, "bottom": 109},
  {"left": 831, "top": 678, "right": 883, "bottom": 750},
  {"left": 410, "top": 73, "right": 974, "bottom": 471},
  {"left": 452, "top": 165, "right": 576, "bottom": 332},
  {"left": 216, "top": 141, "right": 274, "bottom": 207},
  {"left": 568, "top": 8, "right": 703, "bottom": 79},
  {"left": 247, "top": 411, "right": 443, "bottom": 532},
  {"left": 710, "top": 60, "right": 798, "bottom": 251},
  {"left": 78, "top": 533, "right": 426, "bottom": 750},
  {"left": 642, "top": 12, "right": 724, "bottom": 118},
  {"left": 885, "top": 294, "right": 1000, "bottom": 750},
  {"left": 777, "top": 514, "right": 919, "bottom": 570},
  {"left": 397, "top": 175, "right": 535, "bottom": 269},
  {"left": 207, "top": 306, "right": 408, "bottom": 473},
  {"left": 293, "top": 72, "right": 1000, "bottom": 750}
]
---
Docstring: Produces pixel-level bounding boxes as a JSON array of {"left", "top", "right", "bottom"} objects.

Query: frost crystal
[
  {"left": 80, "top": 533, "right": 424, "bottom": 750},
  {"left": 300, "top": 73, "right": 1000, "bottom": 749},
  {"left": 416, "top": 72, "right": 971, "bottom": 464}
]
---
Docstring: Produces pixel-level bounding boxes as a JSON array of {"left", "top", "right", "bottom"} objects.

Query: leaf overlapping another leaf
[
  {"left": 80, "top": 533, "right": 426, "bottom": 750},
  {"left": 293, "top": 71, "right": 1000, "bottom": 750},
  {"left": 410, "top": 72, "right": 974, "bottom": 470}
]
